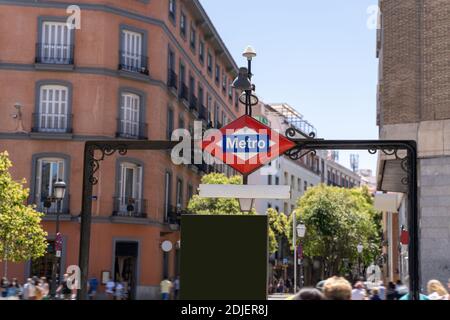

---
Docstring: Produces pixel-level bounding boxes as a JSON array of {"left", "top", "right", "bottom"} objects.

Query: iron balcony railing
[
  {"left": 167, "top": 69, "right": 178, "bottom": 90},
  {"left": 116, "top": 119, "right": 148, "bottom": 140},
  {"left": 166, "top": 205, "right": 183, "bottom": 224},
  {"left": 119, "top": 51, "right": 149, "bottom": 75},
  {"left": 198, "top": 104, "right": 208, "bottom": 120},
  {"left": 112, "top": 197, "right": 147, "bottom": 218},
  {"left": 32, "top": 113, "right": 73, "bottom": 134},
  {"left": 179, "top": 83, "right": 189, "bottom": 101},
  {"left": 35, "top": 43, "right": 74, "bottom": 65},
  {"left": 189, "top": 94, "right": 198, "bottom": 111}
]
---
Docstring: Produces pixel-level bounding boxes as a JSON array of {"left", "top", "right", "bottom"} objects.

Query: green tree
[
  {"left": 267, "top": 208, "right": 289, "bottom": 254},
  {"left": 289, "top": 184, "right": 380, "bottom": 277},
  {"left": 187, "top": 173, "right": 289, "bottom": 253},
  {"left": 0, "top": 151, "right": 48, "bottom": 268}
]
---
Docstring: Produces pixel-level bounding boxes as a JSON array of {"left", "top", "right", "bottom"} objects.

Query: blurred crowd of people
[
  {"left": 291, "top": 277, "right": 450, "bottom": 300},
  {"left": 0, "top": 274, "right": 76, "bottom": 300}
]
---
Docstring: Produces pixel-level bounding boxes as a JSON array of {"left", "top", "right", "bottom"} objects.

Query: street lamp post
[
  {"left": 232, "top": 45, "right": 259, "bottom": 185},
  {"left": 293, "top": 214, "right": 306, "bottom": 294},
  {"left": 49, "top": 180, "right": 66, "bottom": 299},
  {"left": 297, "top": 222, "right": 306, "bottom": 290},
  {"left": 357, "top": 243, "right": 363, "bottom": 280}
]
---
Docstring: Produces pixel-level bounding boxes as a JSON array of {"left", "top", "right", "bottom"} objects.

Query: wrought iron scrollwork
[
  {"left": 285, "top": 147, "right": 316, "bottom": 161},
  {"left": 368, "top": 147, "right": 410, "bottom": 186},
  {"left": 285, "top": 126, "right": 316, "bottom": 140},
  {"left": 88, "top": 144, "right": 128, "bottom": 185}
]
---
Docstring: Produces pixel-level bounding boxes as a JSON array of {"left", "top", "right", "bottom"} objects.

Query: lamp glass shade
[
  {"left": 296, "top": 223, "right": 306, "bottom": 238},
  {"left": 53, "top": 180, "right": 66, "bottom": 200},
  {"left": 357, "top": 243, "right": 363, "bottom": 254},
  {"left": 232, "top": 68, "right": 252, "bottom": 91},
  {"left": 242, "top": 45, "right": 257, "bottom": 60},
  {"left": 238, "top": 198, "right": 254, "bottom": 213}
]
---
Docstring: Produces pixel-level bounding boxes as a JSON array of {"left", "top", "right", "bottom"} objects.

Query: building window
[
  {"left": 215, "top": 64, "right": 220, "bottom": 84},
  {"left": 199, "top": 40, "right": 205, "bottom": 63},
  {"left": 176, "top": 178, "right": 183, "bottom": 210},
  {"left": 119, "top": 92, "right": 144, "bottom": 139},
  {"left": 228, "top": 79, "right": 233, "bottom": 99},
  {"left": 268, "top": 175, "right": 272, "bottom": 185},
  {"left": 297, "top": 178, "right": 301, "bottom": 192},
  {"left": 178, "top": 113, "right": 185, "bottom": 129},
  {"left": 268, "top": 203, "right": 272, "bottom": 209},
  {"left": 222, "top": 74, "right": 227, "bottom": 92},
  {"left": 207, "top": 51, "right": 213, "bottom": 74},
  {"left": 291, "top": 175, "right": 295, "bottom": 189},
  {"left": 38, "top": 20, "right": 73, "bottom": 64},
  {"left": 169, "top": 0, "right": 176, "bottom": 21},
  {"left": 275, "top": 176, "right": 280, "bottom": 185},
  {"left": 115, "top": 161, "right": 144, "bottom": 217},
  {"left": 120, "top": 28, "right": 148, "bottom": 75},
  {"left": 164, "top": 172, "right": 172, "bottom": 222},
  {"left": 34, "top": 157, "right": 66, "bottom": 213},
  {"left": 167, "top": 108, "right": 174, "bottom": 139},
  {"left": 304, "top": 181, "right": 308, "bottom": 191},
  {"left": 180, "top": 12, "right": 187, "bottom": 38},
  {"left": 187, "top": 184, "right": 193, "bottom": 203},
  {"left": 36, "top": 84, "right": 70, "bottom": 133},
  {"left": 235, "top": 91, "right": 239, "bottom": 109},
  {"left": 190, "top": 23, "right": 196, "bottom": 51}
]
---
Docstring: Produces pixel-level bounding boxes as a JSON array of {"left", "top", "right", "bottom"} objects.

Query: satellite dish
[
  {"left": 366, "top": 264, "right": 382, "bottom": 289},
  {"left": 161, "top": 240, "right": 173, "bottom": 252}
]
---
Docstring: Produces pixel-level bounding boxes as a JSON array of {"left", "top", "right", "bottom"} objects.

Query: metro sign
[{"left": 201, "top": 115, "right": 296, "bottom": 175}]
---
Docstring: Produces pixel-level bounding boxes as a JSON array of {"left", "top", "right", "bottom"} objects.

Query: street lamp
[
  {"left": 296, "top": 222, "right": 306, "bottom": 290},
  {"left": 357, "top": 243, "right": 363, "bottom": 280},
  {"left": 293, "top": 210, "right": 306, "bottom": 294},
  {"left": 49, "top": 180, "right": 66, "bottom": 299}
]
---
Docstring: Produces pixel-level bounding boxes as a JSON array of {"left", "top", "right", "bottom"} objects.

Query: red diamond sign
[{"left": 201, "top": 115, "right": 296, "bottom": 175}]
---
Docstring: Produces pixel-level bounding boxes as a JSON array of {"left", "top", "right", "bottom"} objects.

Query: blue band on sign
[{"left": 223, "top": 134, "right": 270, "bottom": 153}]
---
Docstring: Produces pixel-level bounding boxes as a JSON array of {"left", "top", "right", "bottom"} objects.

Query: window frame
[
  {"left": 31, "top": 153, "right": 71, "bottom": 214},
  {"left": 37, "top": 16, "right": 75, "bottom": 65},
  {"left": 34, "top": 80, "right": 73, "bottom": 133},
  {"left": 118, "top": 87, "right": 146, "bottom": 139}
]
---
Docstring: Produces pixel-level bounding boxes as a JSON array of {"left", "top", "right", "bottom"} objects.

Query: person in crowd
[
  {"left": 351, "top": 281, "right": 367, "bottom": 300},
  {"left": 277, "top": 279, "right": 285, "bottom": 294},
  {"left": 377, "top": 281, "right": 386, "bottom": 300},
  {"left": 56, "top": 273, "right": 72, "bottom": 300},
  {"left": 315, "top": 280, "right": 326, "bottom": 292},
  {"left": 395, "top": 280, "right": 408, "bottom": 298},
  {"left": 1, "top": 277, "right": 9, "bottom": 298},
  {"left": 173, "top": 276, "right": 180, "bottom": 300},
  {"left": 370, "top": 287, "right": 382, "bottom": 300},
  {"left": 291, "top": 287, "right": 325, "bottom": 300},
  {"left": 23, "top": 278, "right": 36, "bottom": 300},
  {"left": 114, "top": 280, "right": 125, "bottom": 300},
  {"left": 88, "top": 276, "right": 98, "bottom": 300},
  {"left": 6, "top": 278, "right": 21, "bottom": 299},
  {"left": 386, "top": 282, "right": 399, "bottom": 300},
  {"left": 160, "top": 277, "right": 172, "bottom": 300},
  {"left": 37, "top": 277, "right": 49, "bottom": 300},
  {"left": 322, "top": 276, "right": 352, "bottom": 300},
  {"left": 426, "top": 279, "right": 449, "bottom": 300},
  {"left": 105, "top": 277, "right": 116, "bottom": 300}
]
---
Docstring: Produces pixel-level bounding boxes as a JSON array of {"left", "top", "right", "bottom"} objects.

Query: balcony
[
  {"left": 116, "top": 119, "right": 148, "bottom": 140},
  {"left": 198, "top": 104, "right": 208, "bottom": 120},
  {"left": 35, "top": 195, "right": 71, "bottom": 221},
  {"left": 112, "top": 197, "right": 147, "bottom": 218},
  {"left": 189, "top": 94, "right": 198, "bottom": 112},
  {"left": 165, "top": 205, "right": 183, "bottom": 228},
  {"left": 119, "top": 51, "right": 149, "bottom": 75},
  {"left": 31, "top": 113, "right": 73, "bottom": 134},
  {"left": 179, "top": 83, "right": 189, "bottom": 101},
  {"left": 35, "top": 43, "right": 74, "bottom": 65},
  {"left": 167, "top": 69, "right": 178, "bottom": 90}
]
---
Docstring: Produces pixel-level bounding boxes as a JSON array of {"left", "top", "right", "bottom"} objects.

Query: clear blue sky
[{"left": 200, "top": 0, "right": 379, "bottom": 173}]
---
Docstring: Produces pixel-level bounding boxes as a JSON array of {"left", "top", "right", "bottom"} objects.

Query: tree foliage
[
  {"left": 0, "top": 151, "right": 48, "bottom": 263},
  {"left": 290, "top": 184, "right": 381, "bottom": 277}
]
